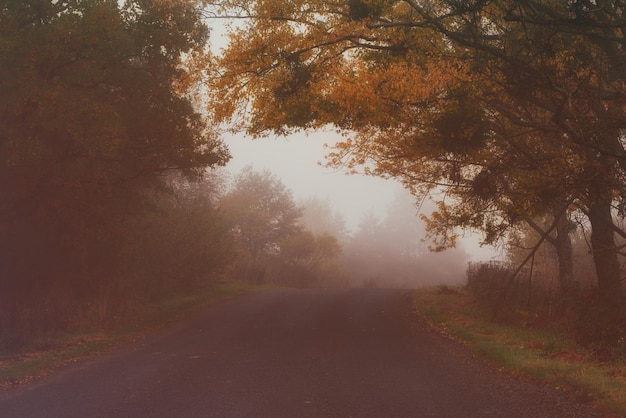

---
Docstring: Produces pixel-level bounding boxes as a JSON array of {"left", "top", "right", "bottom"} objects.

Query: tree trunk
[
  {"left": 526, "top": 208, "right": 574, "bottom": 297},
  {"left": 587, "top": 197, "right": 623, "bottom": 308},
  {"left": 552, "top": 208, "right": 575, "bottom": 295}
]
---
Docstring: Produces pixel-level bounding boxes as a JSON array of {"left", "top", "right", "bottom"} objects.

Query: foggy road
[{"left": 0, "top": 289, "right": 596, "bottom": 418}]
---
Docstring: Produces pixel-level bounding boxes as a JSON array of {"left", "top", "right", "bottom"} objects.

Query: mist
[
  {"left": 224, "top": 132, "right": 498, "bottom": 288},
  {"left": 298, "top": 192, "right": 469, "bottom": 288}
]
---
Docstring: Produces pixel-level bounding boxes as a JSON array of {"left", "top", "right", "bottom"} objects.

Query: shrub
[{"left": 466, "top": 261, "right": 538, "bottom": 321}]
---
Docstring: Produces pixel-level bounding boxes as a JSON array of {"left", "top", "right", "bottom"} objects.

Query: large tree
[
  {"left": 0, "top": 0, "right": 228, "bottom": 335},
  {"left": 207, "top": 0, "right": 626, "bottom": 307}
]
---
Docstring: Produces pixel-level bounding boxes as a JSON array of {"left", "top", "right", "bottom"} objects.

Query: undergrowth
[{"left": 0, "top": 281, "right": 262, "bottom": 389}]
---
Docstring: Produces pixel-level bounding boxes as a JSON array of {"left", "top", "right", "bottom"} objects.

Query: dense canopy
[{"left": 0, "top": 0, "right": 228, "bottom": 338}]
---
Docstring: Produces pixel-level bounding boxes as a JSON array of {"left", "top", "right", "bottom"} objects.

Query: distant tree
[
  {"left": 381, "top": 192, "right": 429, "bottom": 258},
  {"left": 342, "top": 193, "right": 467, "bottom": 287},
  {"left": 341, "top": 211, "right": 384, "bottom": 286},
  {"left": 220, "top": 166, "right": 301, "bottom": 282},
  {"left": 298, "top": 196, "right": 349, "bottom": 243},
  {"left": 278, "top": 230, "right": 345, "bottom": 287}
]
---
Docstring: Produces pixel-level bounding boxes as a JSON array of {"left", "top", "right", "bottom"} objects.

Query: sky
[
  {"left": 223, "top": 130, "right": 401, "bottom": 227},
  {"left": 222, "top": 130, "right": 502, "bottom": 262}
]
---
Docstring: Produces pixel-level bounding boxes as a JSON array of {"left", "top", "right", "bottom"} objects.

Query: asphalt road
[{"left": 0, "top": 288, "right": 597, "bottom": 418}]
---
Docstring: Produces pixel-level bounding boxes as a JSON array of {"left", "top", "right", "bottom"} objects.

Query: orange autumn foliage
[{"left": 206, "top": 0, "right": 626, "bottom": 305}]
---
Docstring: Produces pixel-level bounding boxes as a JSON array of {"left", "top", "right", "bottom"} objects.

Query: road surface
[{"left": 0, "top": 289, "right": 596, "bottom": 417}]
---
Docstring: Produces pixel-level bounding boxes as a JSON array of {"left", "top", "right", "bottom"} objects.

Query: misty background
[
  {"left": 224, "top": 132, "right": 501, "bottom": 251},
  {"left": 220, "top": 130, "right": 502, "bottom": 288}
]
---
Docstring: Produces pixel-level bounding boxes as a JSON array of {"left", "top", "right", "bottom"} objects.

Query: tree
[
  {"left": 0, "top": 0, "right": 228, "bottom": 341},
  {"left": 298, "top": 196, "right": 349, "bottom": 243},
  {"left": 406, "top": 0, "right": 626, "bottom": 306},
  {"left": 1, "top": 0, "right": 227, "bottom": 222},
  {"left": 341, "top": 194, "right": 467, "bottom": 287},
  {"left": 207, "top": 0, "right": 625, "bottom": 307},
  {"left": 279, "top": 230, "right": 345, "bottom": 287},
  {"left": 123, "top": 171, "right": 235, "bottom": 299},
  {"left": 220, "top": 166, "right": 301, "bottom": 282}
]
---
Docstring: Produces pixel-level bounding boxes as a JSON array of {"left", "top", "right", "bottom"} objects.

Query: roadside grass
[
  {"left": 413, "top": 286, "right": 626, "bottom": 417},
  {"left": 0, "top": 281, "right": 266, "bottom": 389}
]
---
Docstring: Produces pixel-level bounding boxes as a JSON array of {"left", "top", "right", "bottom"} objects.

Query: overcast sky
[{"left": 223, "top": 131, "right": 400, "bottom": 225}]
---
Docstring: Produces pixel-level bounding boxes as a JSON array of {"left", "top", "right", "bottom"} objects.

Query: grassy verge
[
  {"left": 0, "top": 281, "right": 266, "bottom": 389},
  {"left": 413, "top": 286, "right": 626, "bottom": 417}
]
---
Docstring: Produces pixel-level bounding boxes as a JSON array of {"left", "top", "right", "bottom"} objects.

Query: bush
[
  {"left": 466, "top": 261, "right": 545, "bottom": 321},
  {"left": 466, "top": 262, "right": 515, "bottom": 315},
  {"left": 568, "top": 295, "right": 626, "bottom": 360}
]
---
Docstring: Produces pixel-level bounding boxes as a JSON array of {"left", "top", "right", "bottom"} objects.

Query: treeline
[
  {"left": 337, "top": 193, "right": 468, "bottom": 288},
  {"left": 2, "top": 149, "right": 468, "bottom": 351},
  {"left": 219, "top": 166, "right": 346, "bottom": 288},
  {"left": 219, "top": 169, "right": 469, "bottom": 290},
  {"left": 0, "top": 0, "right": 229, "bottom": 350}
]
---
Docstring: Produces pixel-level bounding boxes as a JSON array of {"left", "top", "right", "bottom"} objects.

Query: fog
[
  {"left": 223, "top": 131, "right": 502, "bottom": 287},
  {"left": 224, "top": 131, "right": 398, "bottom": 232},
  {"left": 211, "top": 16, "right": 500, "bottom": 287}
]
